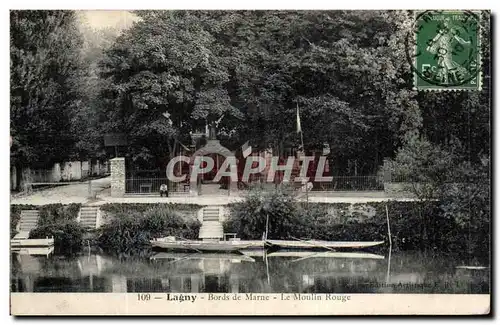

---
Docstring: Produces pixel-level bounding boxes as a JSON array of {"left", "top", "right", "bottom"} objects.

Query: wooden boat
[
  {"left": 264, "top": 239, "right": 384, "bottom": 250},
  {"left": 266, "top": 251, "right": 385, "bottom": 260},
  {"left": 150, "top": 239, "right": 257, "bottom": 253},
  {"left": 456, "top": 266, "right": 488, "bottom": 270},
  {"left": 150, "top": 252, "right": 256, "bottom": 262}
]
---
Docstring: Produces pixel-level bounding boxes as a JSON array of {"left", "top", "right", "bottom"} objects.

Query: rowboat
[
  {"left": 266, "top": 251, "right": 385, "bottom": 259},
  {"left": 456, "top": 266, "right": 488, "bottom": 270},
  {"left": 264, "top": 239, "right": 384, "bottom": 250},
  {"left": 150, "top": 252, "right": 256, "bottom": 262},
  {"left": 150, "top": 239, "right": 256, "bottom": 253}
]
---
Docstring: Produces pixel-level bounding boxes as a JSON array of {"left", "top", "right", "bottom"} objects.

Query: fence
[
  {"left": 390, "top": 174, "right": 414, "bottom": 183},
  {"left": 240, "top": 176, "right": 384, "bottom": 192},
  {"left": 124, "top": 173, "right": 384, "bottom": 195},
  {"left": 309, "top": 176, "right": 384, "bottom": 191},
  {"left": 125, "top": 177, "right": 191, "bottom": 195}
]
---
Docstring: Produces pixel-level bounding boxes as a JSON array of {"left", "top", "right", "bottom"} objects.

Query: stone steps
[
  {"left": 203, "top": 207, "right": 220, "bottom": 221},
  {"left": 199, "top": 206, "right": 223, "bottom": 239},
  {"left": 17, "top": 210, "right": 40, "bottom": 232},
  {"left": 199, "top": 221, "right": 224, "bottom": 239},
  {"left": 79, "top": 206, "right": 99, "bottom": 229}
]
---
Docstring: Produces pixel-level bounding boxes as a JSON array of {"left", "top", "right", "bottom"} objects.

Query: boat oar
[{"left": 291, "top": 236, "right": 336, "bottom": 252}]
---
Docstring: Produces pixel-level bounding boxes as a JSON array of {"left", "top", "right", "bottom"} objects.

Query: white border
[{"left": 1, "top": 1, "right": 497, "bottom": 323}]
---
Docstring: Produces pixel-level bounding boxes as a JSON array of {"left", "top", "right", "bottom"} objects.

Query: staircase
[
  {"left": 198, "top": 207, "right": 223, "bottom": 240},
  {"left": 78, "top": 206, "right": 99, "bottom": 229},
  {"left": 15, "top": 210, "right": 40, "bottom": 239}
]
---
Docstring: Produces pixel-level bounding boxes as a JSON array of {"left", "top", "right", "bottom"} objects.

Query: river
[{"left": 11, "top": 248, "right": 489, "bottom": 294}]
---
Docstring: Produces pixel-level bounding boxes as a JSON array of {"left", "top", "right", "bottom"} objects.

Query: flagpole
[{"left": 297, "top": 101, "right": 309, "bottom": 208}]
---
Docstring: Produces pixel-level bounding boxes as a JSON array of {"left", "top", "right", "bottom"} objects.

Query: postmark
[{"left": 407, "top": 10, "right": 482, "bottom": 91}]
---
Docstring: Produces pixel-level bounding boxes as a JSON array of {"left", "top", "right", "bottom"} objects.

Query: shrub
[
  {"left": 100, "top": 203, "right": 201, "bottom": 215},
  {"left": 224, "top": 190, "right": 487, "bottom": 259},
  {"left": 97, "top": 206, "right": 201, "bottom": 255},
  {"left": 10, "top": 203, "right": 80, "bottom": 238},
  {"left": 225, "top": 189, "right": 300, "bottom": 240},
  {"left": 29, "top": 221, "right": 85, "bottom": 252},
  {"left": 37, "top": 203, "right": 81, "bottom": 226}
]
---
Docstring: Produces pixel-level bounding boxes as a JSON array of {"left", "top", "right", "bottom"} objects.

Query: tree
[
  {"left": 212, "top": 11, "right": 421, "bottom": 174},
  {"left": 99, "top": 11, "right": 241, "bottom": 168},
  {"left": 10, "top": 10, "right": 84, "bottom": 188},
  {"left": 387, "top": 12, "right": 490, "bottom": 258},
  {"left": 71, "top": 19, "right": 121, "bottom": 161}
]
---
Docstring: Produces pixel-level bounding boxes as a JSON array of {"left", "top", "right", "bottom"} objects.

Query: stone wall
[{"left": 110, "top": 158, "right": 125, "bottom": 197}]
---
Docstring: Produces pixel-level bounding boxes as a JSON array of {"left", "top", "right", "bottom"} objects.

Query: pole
[
  {"left": 385, "top": 204, "right": 392, "bottom": 284},
  {"left": 385, "top": 204, "right": 392, "bottom": 247},
  {"left": 299, "top": 129, "right": 309, "bottom": 207},
  {"left": 297, "top": 99, "right": 308, "bottom": 207},
  {"left": 265, "top": 213, "right": 269, "bottom": 240}
]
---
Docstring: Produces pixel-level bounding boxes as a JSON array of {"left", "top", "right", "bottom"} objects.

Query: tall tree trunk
[{"left": 15, "top": 162, "right": 23, "bottom": 192}]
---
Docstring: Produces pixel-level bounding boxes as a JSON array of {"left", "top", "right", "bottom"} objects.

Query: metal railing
[
  {"left": 238, "top": 176, "right": 384, "bottom": 192},
  {"left": 390, "top": 174, "right": 413, "bottom": 183},
  {"left": 310, "top": 176, "right": 384, "bottom": 191},
  {"left": 125, "top": 177, "right": 191, "bottom": 195}
]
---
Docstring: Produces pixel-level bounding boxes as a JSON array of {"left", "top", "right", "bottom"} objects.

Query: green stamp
[{"left": 408, "top": 10, "right": 481, "bottom": 91}]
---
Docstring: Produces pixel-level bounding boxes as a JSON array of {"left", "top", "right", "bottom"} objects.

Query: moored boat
[
  {"left": 150, "top": 252, "right": 256, "bottom": 262},
  {"left": 150, "top": 238, "right": 260, "bottom": 253},
  {"left": 264, "top": 239, "right": 384, "bottom": 250},
  {"left": 266, "top": 251, "right": 385, "bottom": 259}
]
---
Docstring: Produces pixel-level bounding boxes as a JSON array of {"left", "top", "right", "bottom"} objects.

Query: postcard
[{"left": 9, "top": 9, "right": 491, "bottom": 316}]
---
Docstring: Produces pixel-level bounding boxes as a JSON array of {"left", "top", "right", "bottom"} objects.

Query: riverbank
[{"left": 10, "top": 197, "right": 489, "bottom": 264}]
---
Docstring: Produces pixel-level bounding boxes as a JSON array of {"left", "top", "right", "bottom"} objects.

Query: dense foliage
[
  {"left": 10, "top": 203, "right": 85, "bottom": 253},
  {"left": 11, "top": 203, "right": 81, "bottom": 238},
  {"left": 29, "top": 222, "right": 85, "bottom": 253},
  {"left": 97, "top": 11, "right": 421, "bottom": 172},
  {"left": 10, "top": 11, "right": 84, "bottom": 172},
  {"left": 225, "top": 190, "right": 488, "bottom": 262},
  {"left": 100, "top": 203, "right": 201, "bottom": 214},
  {"left": 98, "top": 205, "right": 201, "bottom": 256}
]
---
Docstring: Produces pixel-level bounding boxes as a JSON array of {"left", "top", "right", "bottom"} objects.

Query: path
[
  {"left": 11, "top": 178, "right": 416, "bottom": 206},
  {"left": 11, "top": 177, "right": 111, "bottom": 205}
]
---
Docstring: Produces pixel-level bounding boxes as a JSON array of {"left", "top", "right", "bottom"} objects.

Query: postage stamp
[{"left": 410, "top": 10, "right": 482, "bottom": 91}]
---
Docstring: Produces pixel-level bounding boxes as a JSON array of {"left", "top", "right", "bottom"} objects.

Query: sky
[{"left": 79, "top": 10, "right": 137, "bottom": 30}]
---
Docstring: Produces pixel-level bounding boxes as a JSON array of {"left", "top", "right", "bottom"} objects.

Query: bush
[
  {"left": 100, "top": 203, "right": 201, "bottom": 215},
  {"left": 224, "top": 190, "right": 487, "bottom": 259},
  {"left": 10, "top": 203, "right": 80, "bottom": 238},
  {"left": 98, "top": 205, "right": 201, "bottom": 255},
  {"left": 29, "top": 221, "right": 85, "bottom": 252},
  {"left": 225, "top": 189, "right": 300, "bottom": 240},
  {"left": 37, "top": 203, "right": 81, "bottom": 226}
]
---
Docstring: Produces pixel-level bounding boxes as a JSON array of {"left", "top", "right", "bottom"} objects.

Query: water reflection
[{"left": 11, "top": 249, "right": 489, "bottom": 294}]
